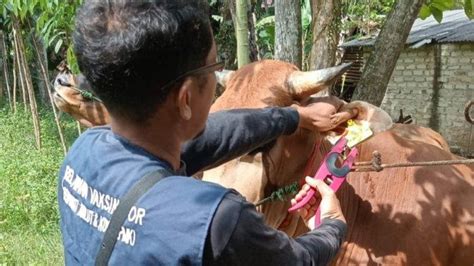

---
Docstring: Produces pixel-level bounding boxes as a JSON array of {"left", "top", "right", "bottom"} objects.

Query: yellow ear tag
[
  {"left": 327, "top": 119, "right": 373, "bottom": 148},
  {"left": 344, "top": 119, "right": 373, "bottom": 147}
]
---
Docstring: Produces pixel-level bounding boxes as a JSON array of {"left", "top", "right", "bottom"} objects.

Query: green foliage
[
  {"left": 255, "top": 15, "right": 275, "bottom": 59},
  {"left": 420, "top": 0, "right": 457, "bottom": 22},
  {"left": 0, "top": 104, "right": 78, "bottom": 264},
  {"left": 35, "top": 0, "right": 83, "bottom": 72},
  {"left": 253, "top": 0, "right": 313, "bottom": 60},
  {"left": 342, "top": 0, "right": 395, "bottom": 40},
  {"left": 465, "top": 0, "right": 474, "bottom": 18},
  {"left": 1, "top": 0, "right": 83, "bottom": 73},
  {"left": 301, "top": 0, "right": 313, "bottom": 67},
  {"left": 67, "top": 45, "right": 80, "bottom": 74}
]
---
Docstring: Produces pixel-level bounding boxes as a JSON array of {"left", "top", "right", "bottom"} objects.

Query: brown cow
[
  {"left": 54, "top": 60, "right": 473, "bottom": 265},
  {"left": 206, "top": 60, "right": 474, "bottom": 265}
]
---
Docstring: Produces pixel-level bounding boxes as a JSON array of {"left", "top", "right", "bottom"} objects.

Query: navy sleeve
[
  {"left": 181, "top": 107, "right": 299, "bottom": 175},
  {"left": 203, "top": 192, "right": 347, "bottom": 266}
]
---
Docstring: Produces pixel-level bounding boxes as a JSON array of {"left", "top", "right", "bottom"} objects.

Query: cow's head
[
  {"left": 203, "top": 60, "right": 391, "bottom": 235},
  {"left": 212, "top": 60, "right": 351, "bottom": 109},
  {"left": 208, "top": 60, "right": 354, "bottom": 188},
  {"left": 53, "top": 68, "right": 109, "bottom": 127}
]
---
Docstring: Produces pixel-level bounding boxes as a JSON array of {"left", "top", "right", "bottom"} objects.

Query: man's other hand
[
  {"left": 292, "top": 96, "right": 346, "bottom": 132},
  {"left": 291, "top": 176, "right": 346, "bottom": 230}
]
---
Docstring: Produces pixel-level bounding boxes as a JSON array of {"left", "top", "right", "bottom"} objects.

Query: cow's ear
[{"left": 349, "top": 101, "right": 393, "bottom": 134}]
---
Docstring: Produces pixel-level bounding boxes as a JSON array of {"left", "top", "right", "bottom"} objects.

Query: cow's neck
[
  {"left": 261, "top": 136, "right": 335, "bottom": 236},
  {"left": 261, "top": 131, "right": 333, "bottom": 191}
]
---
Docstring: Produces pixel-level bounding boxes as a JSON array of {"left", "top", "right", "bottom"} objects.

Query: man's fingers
[
  {"left": 305, "top": 176, "right": 334, "bottom": 197},
  {"left": 295, "top": 192, "right": 304, "bottom": 202},
  {"left": 298, "top": 208, "right": 308, "bottom": 219},
  {"left": 293, "top": 176, "right": 346, "bottom": 228},
  {"left": 307, "top": 208, "right": 316, "bottom": 218},
  {"left": 308, "top": 195, "right": 317, "bottom": 206},
  {"left": 302, "top": 184, "right": 310, "bottom": 191}
]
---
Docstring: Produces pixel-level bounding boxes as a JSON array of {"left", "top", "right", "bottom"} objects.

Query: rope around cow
[
  {"left": 352, "top": 151, "right": 474, "bottom": 172},
  {"left": 354, "top": 101, "right": 474, "bottom": 172},
  {"left": 255, "top": 151, "right": 474, "bottom": 207},
  {"left": 256, "top": 103, "right": 474, "bottom": 207}
]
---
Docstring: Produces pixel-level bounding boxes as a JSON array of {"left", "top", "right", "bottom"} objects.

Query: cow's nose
[{"left": 55, "top": 75, "right": 71, "bottom": 87}]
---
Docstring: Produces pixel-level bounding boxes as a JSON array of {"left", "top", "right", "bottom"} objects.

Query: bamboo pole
[
  {"left": 235, "top": 0, "right": 250, "bottom": 68},
  {"left": 0, "top": 66, "right": 3, "bottom": 104},
  {"left": 11, "top": 37, "right": 17, "bottom": 113},
  {"left": 13, "top": 18, "right": 41, "bottom": 149},
  {"left": 30, "top": 24, "right": 67, "bottom": 154},
  {"left": 0, "top": 31, "right": 4, "bottom": 103},
  {"left": 76, "top": 121, "right": 82, "bottom": 136},
  {"left": 19, "top": 60, "right": 28, "bottom": 111},
  {"left": 1, "top": 31, "right": 12, "bottom": 109},
  {"left": 12, "top": 27, "right": 27, "bottom": 110}
]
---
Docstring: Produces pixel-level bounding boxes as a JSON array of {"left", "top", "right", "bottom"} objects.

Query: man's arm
[
  {"left": 203, "top": 192, "right": 347, "bottom": 266},
  {"left": 181, "top": 107, "right": 299, "bottom": 175},
  {"left": 182, "top": 98, "right": 352, "bottom": 176}
]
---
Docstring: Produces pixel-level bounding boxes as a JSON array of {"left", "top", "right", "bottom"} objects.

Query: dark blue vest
[{"left": 58, "top": 127, "right": 229, "bottom": 265}]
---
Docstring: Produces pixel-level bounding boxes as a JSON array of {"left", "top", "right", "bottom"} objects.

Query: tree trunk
[
  {"left": 352, "top": 0, "right": 425, "bottom": 106},
  {"left": 13, "top": 17, "right": 41, "bottom": 149},
  {"left": 218, "top": 0, "right": 237, "bottom": 69},
  {"left": 309, "top": 0, "right": 341, "bottom": 70},
  {"left": 275, "top": 0, "right": 302, "bottom": 68},
  {"left": 235, "top": 0, "right": 251, "bottom": 67}
]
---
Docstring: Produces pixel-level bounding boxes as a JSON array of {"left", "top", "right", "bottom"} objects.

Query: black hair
[{"left": 74, "top": 0, "right": 213, "bottom": 122}]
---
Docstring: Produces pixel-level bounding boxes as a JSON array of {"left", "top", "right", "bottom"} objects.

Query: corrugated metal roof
[{"left": 341, "top": 10, "right": 474, "bottom": 48}]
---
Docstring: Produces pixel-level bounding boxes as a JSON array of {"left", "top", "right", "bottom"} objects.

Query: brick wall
[{"left": 376, "top": 43, "right": 474, "bottom": 156}]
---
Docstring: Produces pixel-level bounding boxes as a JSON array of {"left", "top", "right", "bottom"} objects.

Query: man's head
[{"left": 74, "top": 0, "right": 215, "bottom": 124}]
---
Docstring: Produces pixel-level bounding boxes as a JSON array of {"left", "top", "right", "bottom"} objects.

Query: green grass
[{"left": 0, "top": 103, "right": 79, "bottom": 264}]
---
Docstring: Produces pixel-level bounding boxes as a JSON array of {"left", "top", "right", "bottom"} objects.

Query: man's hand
[
  {"left": 290, "top": 176, "right": 346, "bottom": 230},
  {"left": 293, "top": 96, "right": 346, "bottom": 132}
]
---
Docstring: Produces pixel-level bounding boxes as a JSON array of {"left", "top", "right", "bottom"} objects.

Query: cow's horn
[
  {"left": 215, "top": 70, "right": 234, "bottom": 87},
  {"left": 287, "top": 63, "right": 352, "bottom": 98}
]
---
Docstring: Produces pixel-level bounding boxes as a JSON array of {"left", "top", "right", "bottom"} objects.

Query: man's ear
[{"left": 176, "top": 79, "right": 193, "bottom": 120}]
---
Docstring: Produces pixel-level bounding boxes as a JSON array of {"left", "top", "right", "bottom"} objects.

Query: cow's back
[{"left": 336, "top": 126, "right": 474, "bottom": 265}]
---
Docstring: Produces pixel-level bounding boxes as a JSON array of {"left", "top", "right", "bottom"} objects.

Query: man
[{"left": 58, "top": 0, "right": 347, "bottom": 265}]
